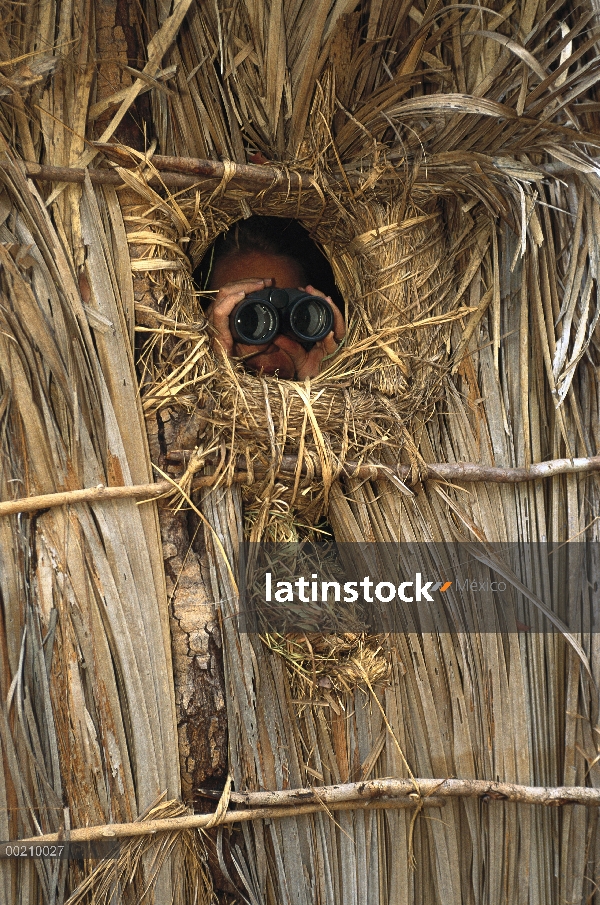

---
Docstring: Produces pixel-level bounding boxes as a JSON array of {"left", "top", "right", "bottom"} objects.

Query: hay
[
  {"left": 131, "top": 167, "right": 485, "bottom": 530},
  {"left": 63, "top": 798, "right": 215, "bottom": 905},
  {"left": 262, "top": 632, "right": 392, "bottom": 698},
  {"left": 158, "top": 5, "right": 600, "bottom": 903}
]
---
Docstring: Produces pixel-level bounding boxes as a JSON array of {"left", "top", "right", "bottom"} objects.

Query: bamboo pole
[{"left": 2, "top": 454, "right": 600, "bottom": 518}]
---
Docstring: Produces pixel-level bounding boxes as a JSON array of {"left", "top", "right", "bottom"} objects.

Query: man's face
[{"left": 210, "top": 251, "right": 308, "bottom": 378}]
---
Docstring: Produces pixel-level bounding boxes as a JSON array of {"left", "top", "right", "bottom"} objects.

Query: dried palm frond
[
  {"left": 0, "top": 148, "right": 186, "bottom": 904},
  {"left": 64, "top": 798, "right": 215, "bottom": 905}
]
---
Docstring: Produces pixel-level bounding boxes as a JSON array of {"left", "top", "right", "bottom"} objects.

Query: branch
[
  {"left": 11, "top": 161, "right": 233, "bottom": 190},
  {"left": 198, "top": 777, "right": 600, "bottom": 808},
  {"left": 0, "top": 474, "right": 248, "bottom": 517},
  {"left": 166, "top": 450, "right": 600, "bottom": 485},
  {"left": 1, "top": 157, "right": 312, "bottom": 192},
  {"left": 419, "top": 456, "right": 600, "bottom": 483},
  {"left": 8, "top": 775, "right": 600, "bottom": 848},
  {"left": 2, "top": 454, "right": 600, "bottom": 518},
  {"left": 9, "top": 796, "right": 445, "bottom": 848},
  {"left": 93, "top": 144, "right": 313, "bottom": 188},
  {"left": 4, "top": 152, "right": 588, "bottom": 195}
]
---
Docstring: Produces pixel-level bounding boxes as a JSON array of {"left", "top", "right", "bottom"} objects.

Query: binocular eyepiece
[{"left": 229, "top": 288, "right": 334, "bottom": 350}]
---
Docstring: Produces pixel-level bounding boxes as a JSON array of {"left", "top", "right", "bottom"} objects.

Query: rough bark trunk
[
  {"left": 94, "top": 0, "right": 152, "bottom": 148},
  {"left": 93, "top": 0, "right": 229, "bottom": 804},
  {"left": 137, "top": 275, "right": 228, "bottom": 805}
]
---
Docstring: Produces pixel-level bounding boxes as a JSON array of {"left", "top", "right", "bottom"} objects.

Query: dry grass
[{"left": 64, "top": 798, "right": 215, "bottom": 905}]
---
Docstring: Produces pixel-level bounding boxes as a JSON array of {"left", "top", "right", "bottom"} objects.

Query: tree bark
[
  {"left": 94, "top": 0, "right": 152, "bottom": 148},
  {"left": 145, "top": 398, "right": 228, "bottom": 806}
]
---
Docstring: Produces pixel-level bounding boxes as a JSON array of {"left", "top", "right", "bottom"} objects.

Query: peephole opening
[
  {"left": 193, "top": 216, "right": 344, "bottom": 312},
  {"left": 194, "top": 216, "right": 345, "bottom": 380}
]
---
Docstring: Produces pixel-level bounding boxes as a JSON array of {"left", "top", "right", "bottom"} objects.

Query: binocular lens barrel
[
  {"left": 232, "top": 301, "right": 278, "bottom": 344},
  {"left": 289, "top": 297, "right": 332, "bottom": 341}
]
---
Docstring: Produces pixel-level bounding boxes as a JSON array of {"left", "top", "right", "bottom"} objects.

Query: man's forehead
[{"left": 210, "top": 251, "right": 306, "bottom": 288}]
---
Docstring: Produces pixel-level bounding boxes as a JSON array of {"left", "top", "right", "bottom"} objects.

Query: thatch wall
[{"left": 1, "top": 1, "right": 600, "bottom": 903}]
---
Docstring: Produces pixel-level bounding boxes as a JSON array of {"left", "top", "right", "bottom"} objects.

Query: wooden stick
[
  {"left": 92, "top": 144, "right": 313, "bottom": 188},
  {"left": 165, "top": 451, "right": 600, "bottom": 485},
  {"left": 9, "top": 773, "right": 600, "bottom": 848},
  {"left": 418, "top": 456, "right": 600, "bottom": 483},
  {"left": 8, "top": 796, "right": 445, "bottom": 848},
  {"left": 201, "top": 776, "right": 600, "bottom": 808},
  {"left": 9, "top": 161, "right": 238, "bottom": 190},
  {"left": 2, "top": 454, "right": 600, "bottom": 518},
  {"left": 4, "top": 155, "right": 589, "bottom": 195},
  {"left": 0, "top": 474, "right": 248, "bottom": 517},
  {"left": 2, "top": 158, "right": 312, "bottom": 191}
]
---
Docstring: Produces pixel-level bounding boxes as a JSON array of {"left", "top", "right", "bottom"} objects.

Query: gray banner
[{"left": 237, "top": 542, "right": 597, "bottom": 634}]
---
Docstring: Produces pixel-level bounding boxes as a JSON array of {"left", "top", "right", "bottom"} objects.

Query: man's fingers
[
  {"left": 303, "top": 284, "right": 327, "bottom": 298},
  {"left": 330, "top": 306, "right": 345, "bottom": 342},
  {"left": 212, "top": 278, "right": 272, "bottom": 315},
  {"left": 217, "top": 277, "right": 272, "bottom": 297},
  {"left": 319, "top": 332, "right": 340, "bottom": 356},
  {"left": 211, "top": 288, "right": 247, "bottom": 320},
  {"left": 208, "top": 277, "right": 273, "bottom": 356},
  {"left": 208, "top": 290, "right": 245, "bottom": 356}
]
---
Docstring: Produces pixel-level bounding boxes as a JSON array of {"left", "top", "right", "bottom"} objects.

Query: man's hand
[
  {"left": 206, "top": 279, "right": 345, "bottom": 379},
  {"left": 207, "top": 277, "right": 274, "bottom": 359},
  {"left": 287, "top": 285, "right": 345, "bottom": 379}
]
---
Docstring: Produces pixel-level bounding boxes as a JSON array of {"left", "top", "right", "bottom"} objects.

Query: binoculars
[{"left": 229, "top": 288, "right": 333, "bottom": 351}]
